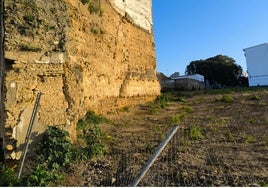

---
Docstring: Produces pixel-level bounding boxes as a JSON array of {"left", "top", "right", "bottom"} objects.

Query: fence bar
[
  {"left": 129, "top": 125, "right": 179, "bottom": 187},
  {"left": 17, "top": 92, "right": 42, "bottom": 179}
]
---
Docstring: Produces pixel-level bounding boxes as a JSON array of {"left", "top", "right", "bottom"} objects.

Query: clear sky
[{"left": 152, "top": 0, "right": 268, "bottom": 76}]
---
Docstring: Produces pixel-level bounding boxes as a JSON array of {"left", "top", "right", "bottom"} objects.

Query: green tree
[{"left": 185, "top": 55, "right": 243, "bottom": 87}]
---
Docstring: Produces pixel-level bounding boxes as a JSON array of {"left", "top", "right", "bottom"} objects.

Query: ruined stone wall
[{"left": 2, "top": 0, "right": 160, "bottom": 159}]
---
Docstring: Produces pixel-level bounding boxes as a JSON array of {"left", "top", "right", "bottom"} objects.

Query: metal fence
[{"left": 80, "top": 124, "right": 267, "bottom": 187}]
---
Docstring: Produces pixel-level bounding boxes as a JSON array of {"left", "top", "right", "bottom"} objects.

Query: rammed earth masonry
[{"left": 2, "top": 0, "right": 160, "bottom": 160}]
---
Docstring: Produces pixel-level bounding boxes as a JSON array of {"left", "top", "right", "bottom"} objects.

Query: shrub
[
  {"left": 77, "top": 110, "right": 108, "bottom": 134},
  {"left": 38, "top": 126, "right": 73, "bottom": 170},
  {"left": 0, "top": 163, "right": 19, "bottom": 186},
  {"left": 187, "top": 125, "right": 203, "bottom": 140},
  {"left": 22, "top": 164, "right": 61, "bottom": 186},
  {"left": 75, "top": 111, "right": 108, "bottom": 160}
]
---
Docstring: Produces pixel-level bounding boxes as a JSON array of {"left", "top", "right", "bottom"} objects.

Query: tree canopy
[{"left": 185, "top": 55, "right": 243, "bottom": 87}]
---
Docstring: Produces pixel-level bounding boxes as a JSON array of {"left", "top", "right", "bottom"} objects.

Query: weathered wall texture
[{"left": 3, "top": 0, "right": 160, "bottom": 159}]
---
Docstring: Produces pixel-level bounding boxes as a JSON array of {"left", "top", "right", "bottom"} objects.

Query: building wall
[
  {"left": 175, "top": 78, "right": 205, "bottom": 91},
  {"left": 244, "top": 43, "right": 268, "bottom": 86},
  {"left": 2, "top": 0, "right": 160, "bottom": 160}
]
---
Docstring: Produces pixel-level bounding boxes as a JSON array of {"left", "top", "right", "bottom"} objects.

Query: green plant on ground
[
  {"left": 75, "top": 110, "right": 108, "bottom": 160},
  {"left": 249, "top": 95, "right": 260, "bottom": 100},
  {"left": 16, "top": 126, "right": 73, "bottom": 186},
  {"left": 170, "top": 113, "right": 186, "bottom": 125},
  {"left": 248, "top": 117, "right": 257, "bottom": 124},
  {"left": 0, "top": 163, "right": 19, "bottom": 186},
  {"left": 225, "top": 130, "right": 234, "bottom": 142},
  {"left": 23, "top": 14, "right": 35, "bottom": 24},
  {"left": 85, "top": 125, "right": 106, "bottom": 157},
  {"left": 262, "top": 137, "right": 268, "bottom": 146},
  {"left": 259, "top": 181, "right": 268, "bottom": 187},
  {"left": 150, "top": 107, "right": 159, "bottom": 114},
  {"left": 181, "top": 105, "right": 194, "bottom": 113},
  {"left": 175, "top": 96, "right": 185, "bottom": 102},
  {"left": 77, "top": 110, "right": 108, "bottom": 134},
  {"left": 217, "top": 95, "right": 234, "bottom": 103},
  {"left": 149, "top": 94, "right": 170, "bottom": 113},
  {"left": 245, "top": 135, "right": 256, "bottom": 144},
  {"left": 146, "top": 143, "right": 155, "bottom": 154},
  {"left": 22, "top": 164, "right": 61, "bottom": 186},
  {"left": 187, "top": 125, "right": 203, "bottom": 140},
  {"left": 38, "top": 126, "right": 73, "bottom": 170},
  {"left": 157, "top": 93, "right": 170, "bottom": 109}
]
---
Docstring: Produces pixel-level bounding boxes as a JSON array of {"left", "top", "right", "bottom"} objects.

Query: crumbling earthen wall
[{"left": 2, "top": 0, "right": 160, "bottom": 159}]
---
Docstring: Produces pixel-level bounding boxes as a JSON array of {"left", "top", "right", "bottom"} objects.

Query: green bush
[
  {"left": 77, "top": 110, "right": 108, "bottom": 132},
  {"left": 75, "top": 111, "right": 108, "bottom": 160},
  {"left": 154, "top": 94, "right": 170, "bottom": 109},
  {"left": 0, "top": 163, "right": 19, "bottom": 186},
  {"left": 22, "top": 164, "right": 61, "bottom": 186},
  {"left": 38, "top": 126, "right": 73, "bottom": 170}
]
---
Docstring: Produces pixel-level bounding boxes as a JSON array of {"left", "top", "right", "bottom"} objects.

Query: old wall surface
[{"left": 3, "top": 0, "right": 160, "bottom": 159}]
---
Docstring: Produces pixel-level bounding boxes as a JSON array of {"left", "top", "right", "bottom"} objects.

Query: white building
[
  {"left": 171, "top": 74, "right": 204, "bottom": 82},
  {"left": 243, "top": 43, "right": 268, "bottom": 86}
]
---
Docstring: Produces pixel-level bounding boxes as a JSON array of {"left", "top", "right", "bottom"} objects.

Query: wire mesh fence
[{"left": 79, "top": 124, "right": 268, "bottom": 187}]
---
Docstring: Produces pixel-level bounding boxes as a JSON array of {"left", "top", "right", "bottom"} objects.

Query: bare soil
[{"left": 62, "top": 88, "right": 268, "bottom": 186}]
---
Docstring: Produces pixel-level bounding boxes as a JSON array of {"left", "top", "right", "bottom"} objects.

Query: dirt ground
[{"left": 62, "top": 88, "right": 268, "bottom": 186}]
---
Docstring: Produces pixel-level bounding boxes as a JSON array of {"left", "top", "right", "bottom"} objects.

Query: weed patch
[
  {"left": 217, "top": 95, "right": 234, "bottom": 103},
  {"left": 249, "top": 95, "right": 260, "bottom": 100},
  {"left": 181, "top": 105, "right": 194, "bottom": 113},
  {"left": 0, "top": 163, "right": 18, "bottom": 186},
  {"left": 149, "top": 94, "right": 170, "bottom": 113},
  {"left": 225, "top": 130, "right": 234, "bottom": 142},
  {"left": 75, "top": 110, "right": 109, "bottom": 160},
  {"left": 186, "top": 125, "right": 203, "bottom": 140},
  {"left": 170, "top": 113, "right": 186, "bottom": 125}
]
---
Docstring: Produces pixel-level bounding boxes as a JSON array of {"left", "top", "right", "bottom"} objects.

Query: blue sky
[{"left": 152, "top": 0, "right": 268, "bottom": 76}]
